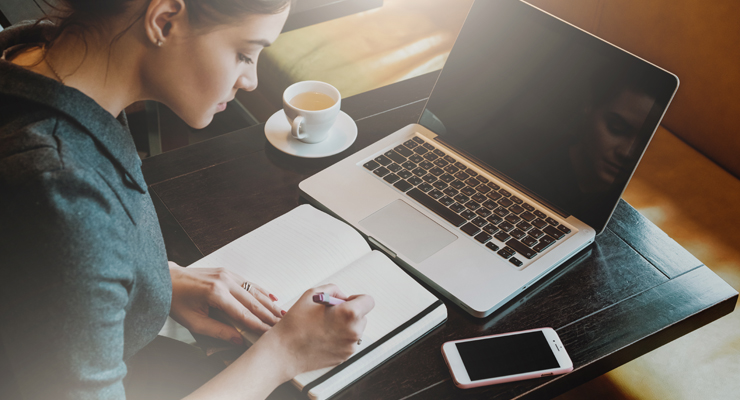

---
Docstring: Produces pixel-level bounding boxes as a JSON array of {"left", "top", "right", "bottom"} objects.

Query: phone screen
[{"left": 455, "top": 331, "right": 560, "bottom": 381}]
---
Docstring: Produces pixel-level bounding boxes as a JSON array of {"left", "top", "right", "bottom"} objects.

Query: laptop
[{"left": 299, "top": 0, "right": 679, "bottom": 317}]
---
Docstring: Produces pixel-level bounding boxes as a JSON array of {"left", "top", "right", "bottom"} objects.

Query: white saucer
[{"left": 264, "top": 109, "right": 358, "bottom": 158}]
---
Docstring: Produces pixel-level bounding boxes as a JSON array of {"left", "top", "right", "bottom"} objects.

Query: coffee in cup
[{"left": 283, "top": 81, "right": 341, "bottom": 144}]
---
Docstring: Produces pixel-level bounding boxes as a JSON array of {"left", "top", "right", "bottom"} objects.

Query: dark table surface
[{"left": 141, "top": 71, "right": 738, "bottom": 400}]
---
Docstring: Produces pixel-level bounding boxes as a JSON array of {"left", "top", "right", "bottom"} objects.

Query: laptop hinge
[{"left": 367, "top": 236, "right": 397, "bottom": 259}]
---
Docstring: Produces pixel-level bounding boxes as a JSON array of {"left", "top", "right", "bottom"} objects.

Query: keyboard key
[
  {"left": 450, "top": 202, "right": 465, "bottom": 213},
  {"left": 419, "top": 161, "right": 433, "bottom": 170},
  {"left": 387, "top": 163, "right": 402, "bottom": 173},
  {"left": 373, "top": 166, "right": 390, "bottom": 177},
  {"left": 465, "top": 169, "right": 478, "bottom": 177},
  {"left": 543, "top": 225, "right": 565, "bottom": 240},
  {"left": 434, "top": 158, "right": 449, "bottom": 168},
  {"left": 418, "top": 182, "right": 433, "bottom": 192},
  {"left": 460, "top": 209, "right": 476, "bottom": 220},
  {"left": 407, "top": 188, "right": 465, "bottom": 227},
  {"left": 450, "top": 180, "right": 466, "bottom": 190},
  {"left": 476, "top": 175, "right": 489, "bottom": 184},
  {"left": 498, "top": 221, "right": 514, "bottom": 232},
  {"left": 429, "top": 167, "right": 444, "bottom": 176},
  {"left": 408, "top": 176, "right": 423, "bottom": 186},
  {"left": 486, "top": 215, "right": 503, "bottom": 225},
  {"left": 385, "top": 150, "right": 406, "bottom": 164},
  {"left": 486, "top": 191, "right": 503, "bottom": 202},
  {"left": 487, "top": 182, "right": 501, "bottom": 190},
  {"left": 440, "top": 196, "right": 454, "bottom": 206},
  {"left": 395, "top": 145, "right": 413, "bottom": 157},
  {"left": 532, "top": 219, "right": 548, "bottom": 229},
  {"left": 533, "top": 239, "right": 555, "bottom": 253},
  {"left": 454, "top": 171, "right": 470, "bottom": 181},
  {"left": 471, "top": 193, "right": 487, "bottom": 203},
  {"left": 498, "top": 198, "right": 514, "bottom": 207},
  {"left": 494, "top": 207, "right": 509, "bottom": 217},
  {"left": 461, "top": 223, "right": 480, "bottom": 236},
  {"left": 482, "top": 200, "right": 497, "bottom": 210},
  {"left": 409, "top": 154, "right": 423, "bottom": 163},
  {"left": 529, "top": 228, "right": 544, "bottom": 239},
  {"left": 429, "top": 189, "right": 444, "bottom": 199},
  {"left": 401, "top": 161, "right": 416, "bottom": 170},
  {"left": 397, "top": 169, "right": 412, "bottom": 179},
  {"left": 374, "top": 155, "right": 392, "bottom": 165},
  {"left": 509, "top": 257, "right": 523, "bottom": 267},
  {"left": 443, "top": 155, "right": 455, "bottom": 163},
  {"left": 423, "top": 152, "right": 438, "bottom": 161},
  {"left": 482, "top": 224, "right": 499, "bottom": 235},
  {"left": 465, "top": 201, "right": 480, "bottom": 211},
  {"left": 475, "top": 233, "right": 492, "bottom": 244},
  {"left": 383, "top": 173, "right": 400, "bottom": 184},
  {"left": 499, "top": 189, "right": 511, "bottom": 197},
  {"left": 422, "top": 142, "right": 434, "bottom": 150},
  {"left": 454, "top": 194, "right": 470, "bottom": 204},
  {"left": 443, "top": 165, "right": 459, "bottom": 174},
  {"left": 540, "top": 235, "right": 556, "bottom": 245},
  {"left": 521, "top": 235, "right": 537, "bottom": 247},
  {"left": 404, "top": 139, "right": 418, "bottom": 148},
  {"left": 516, "top": 221, "right": 533, "bottom": 231},
  {"left": 510, "top": 229, "right": 526, "bottom": 239},
  {"left": 476, "top": 185, "right": 492, "bottom": 194},
  {"left": 558, "top": 224, "right": 572, "bottom": 234},
  {"left": 363, "top": 160, "right": 380, "bottom": 170},
  {"left": 461, "top": 187, "right": 476, "bottom": 196},
  {"left": 494, "top": 231, "right": 511, "bottom": 242},
  {"left": 433, "top": 181, "right": 448, "bottom": 190},
  {"left": 422, "top": 174, "right": 437, "bottom": 184},
  {"left": 465, "top": 178, "right": 481, "bottom": 187},
  {"left": 497, "top": 248, "right": 514, "bottom": 259},
  {"left": 505, "top": 214, "right": 521, "bottom": 224},
  {"left": 412, "top": 168, "right": 427, "bottom": 177},
  {"left": 443, "top": 187, "right": 458, "bottom": 197},
  {"left": 509, "top": 204, "right": 525, "bottom": 214},
  {"left": 454, "top": 162, "right": 466, "bottom": 169},
  {"left": 519, "top": 211, "right": 536, "bottom": 222},
  {"left": 471, "top": 217, "right": 488, "bottom": 227},
  {"left": 510, "top": 196, "right": 523, "bottom": 204},
  {"left": 433, "top": 149, "right": 446, "bottom": 157},
  {"left": 476, "top": 208, "right": 492, "bottom": 218},
  {"left": 546, "top": 217, "right": 560, "bottom": 226},
  {"left": 412, "top": 137, "right": 424, "bottom": 144},
  {"left": 439, "top": 174, "right": 455, "bottom": 183},
  {"left": 534, "top": 210, "right": 547, "bottom": 219},
  {"left": 393, "top": 179, "right": 413, "bottom": 192},
  {"left": 522, "top": 203, "right": 535, "bottom": 212}
]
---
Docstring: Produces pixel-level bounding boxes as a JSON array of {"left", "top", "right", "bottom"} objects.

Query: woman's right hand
[{"left": 262, "top": 284, "right": 375, "bottom": 379}]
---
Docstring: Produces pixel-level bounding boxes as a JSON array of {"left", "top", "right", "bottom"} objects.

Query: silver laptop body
[{"left": 299, "top": 0, "right": 678, "bottom": 317}]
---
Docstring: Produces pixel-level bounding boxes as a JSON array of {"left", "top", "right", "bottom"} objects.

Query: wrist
[{"left": 255, "top": 328, "right": 302, "bottom": 382}]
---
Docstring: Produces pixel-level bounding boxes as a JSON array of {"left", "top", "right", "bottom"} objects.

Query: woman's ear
[{"left": 144, "top": 0, "right": 187, "bottom": 47}]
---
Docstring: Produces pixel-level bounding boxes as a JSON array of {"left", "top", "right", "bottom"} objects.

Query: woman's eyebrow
[{"left": 243, "top": 39, "right": 272, "bottom": 48}]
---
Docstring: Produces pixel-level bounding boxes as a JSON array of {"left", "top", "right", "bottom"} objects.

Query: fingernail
[
  {"left": 281, "top": 310, "right": 287, "bottom": 316},
  {"left": 269, "top": 294, "right": 278, "bottom": 302},
  {"left": 231, "top": 336, "right": 243, "bottom": 346}
]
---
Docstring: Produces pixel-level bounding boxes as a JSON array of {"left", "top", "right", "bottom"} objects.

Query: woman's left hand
[{"left": 168, "top": 262, "right": 283, "bottom": 345}]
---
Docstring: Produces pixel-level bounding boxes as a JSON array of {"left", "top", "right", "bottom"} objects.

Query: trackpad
[{"left": 360, "top": 200, "right": 457, "bottom": 263}]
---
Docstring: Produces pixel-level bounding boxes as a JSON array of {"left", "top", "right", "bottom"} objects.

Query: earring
[{"left": 156, "top": 40, "right": 163, "bottom": 47}]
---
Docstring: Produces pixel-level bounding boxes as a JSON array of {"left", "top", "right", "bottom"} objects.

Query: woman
[{"left": 0, "top": 0, "right": 374, "bottom": 399}]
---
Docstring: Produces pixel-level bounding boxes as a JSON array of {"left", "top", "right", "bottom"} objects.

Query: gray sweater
[{"left": 0, "top": 23, "right": 171, "bottom": 399}]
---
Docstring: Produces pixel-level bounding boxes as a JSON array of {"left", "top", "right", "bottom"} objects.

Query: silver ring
[
  {"left": 357, "top": 339, "right": 362, "bottom": 345},
  {"left": 241, "top": 281, "right": 251, "bottom": 292}
]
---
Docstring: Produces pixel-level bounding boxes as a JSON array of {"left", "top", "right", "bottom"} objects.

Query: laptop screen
[{"left": 419, "top": 0, "right": 678, "bottom": 234}]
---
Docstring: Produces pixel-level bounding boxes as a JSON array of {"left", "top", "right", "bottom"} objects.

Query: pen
[{"left": 313, "top": 293, "right": 346, "bottom": 306}]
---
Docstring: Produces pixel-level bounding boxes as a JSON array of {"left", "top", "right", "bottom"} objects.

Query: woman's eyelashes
[{"left": 238, "top": 53, "right": 254, "bottom": 64}]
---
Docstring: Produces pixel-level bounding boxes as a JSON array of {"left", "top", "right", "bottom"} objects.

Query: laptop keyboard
[{"left": 362, "top": 135, "right": 573, "bottom": 268}]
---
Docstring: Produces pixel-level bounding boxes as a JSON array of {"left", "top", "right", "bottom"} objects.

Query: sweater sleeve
[{"left": 0, "top": 158, "right": 135, "bottom": 400}]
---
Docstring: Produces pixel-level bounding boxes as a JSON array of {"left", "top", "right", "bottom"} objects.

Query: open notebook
[{"left": 190, "top": 205, "right": 447, "bottom": 400}]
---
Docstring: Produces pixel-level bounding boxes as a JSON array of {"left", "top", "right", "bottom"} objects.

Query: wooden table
[{"left": 141, "top": 71, "right": 738, "bottom": 400}]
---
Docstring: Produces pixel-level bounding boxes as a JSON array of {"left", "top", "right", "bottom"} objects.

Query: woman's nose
[{"left": 236, "top": 74, "right": 258, "bottom": 92}]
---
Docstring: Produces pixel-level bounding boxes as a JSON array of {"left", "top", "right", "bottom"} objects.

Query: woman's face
[{"left": 145, "top": 9, "right": 289, "bottom": 129}]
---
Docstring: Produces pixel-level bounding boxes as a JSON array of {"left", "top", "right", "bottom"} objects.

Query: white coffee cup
[{"left": 283, "top": 80, "right": 341, "bottom": 144}]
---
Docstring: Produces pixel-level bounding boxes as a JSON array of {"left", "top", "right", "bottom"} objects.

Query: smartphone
[{"left": 441, "top": 328, "right": 573, "bottom": 388}]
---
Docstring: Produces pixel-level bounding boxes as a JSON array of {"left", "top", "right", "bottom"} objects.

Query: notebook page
[
  {"left": 292, "top": 250, "right": 439, "bottom": 385},
  {"left": 190, "top": 205, "right": 371, "bottom": 311}
]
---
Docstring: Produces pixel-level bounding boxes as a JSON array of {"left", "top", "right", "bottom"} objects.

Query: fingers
[
  {"left": 312, "top": 283, "right": 348, "bottom": 300},
  {"left": 214, "top": 292, "right": 273, "bottom": 334},
  {"left": 245, "top": 282, "right": 284, "bottom": 319},
  {"left": 187, "top": 312, "right": 244, "bottom": 345}
]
